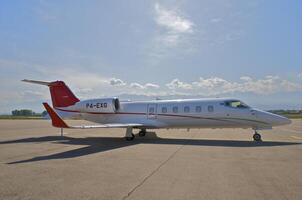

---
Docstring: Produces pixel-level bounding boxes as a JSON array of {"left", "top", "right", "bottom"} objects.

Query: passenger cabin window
[
  {"left": 208, "top": 105, "right": 214, "bottom": 112},
  {"left": 195, "top": 106, "right": 201, "bottom": 113},
  {"left": 172, "top": 106, "right": 178, "bottom": 113},
  {"left": 225, "top": 100, "right": 249, "bottom": 108},
  {"left": 149, "top": 107, "right": 155, "bottom": 114},
  {"left": 162, "top": 107, "right": 167, "bottom": 113},
  {"left": 184, "top": 106, "right": 190, "bottom": 113}
]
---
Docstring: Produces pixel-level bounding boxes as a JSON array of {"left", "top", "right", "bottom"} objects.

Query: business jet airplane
[{"left": 22, "top": 79, "right": 291, "bottom": 142}]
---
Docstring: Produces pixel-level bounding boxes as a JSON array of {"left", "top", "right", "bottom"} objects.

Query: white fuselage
[{"left": 56, "top": 98, "right": 291, "bottom": 130}]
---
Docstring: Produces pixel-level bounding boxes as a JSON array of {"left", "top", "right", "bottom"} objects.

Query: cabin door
[{"left": 147, "top": 104, "right": 157, "bottom": 119}]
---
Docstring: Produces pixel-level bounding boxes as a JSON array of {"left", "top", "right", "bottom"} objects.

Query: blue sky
[{"left": 0, "top": 0, "right": 302, "bottom": 113}]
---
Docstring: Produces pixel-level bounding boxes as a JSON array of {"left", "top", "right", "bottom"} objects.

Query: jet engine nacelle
[{"left": 73, "top": 98, "right": 120, "bottom": 113}]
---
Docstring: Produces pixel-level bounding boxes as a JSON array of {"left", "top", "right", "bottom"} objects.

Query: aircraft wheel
[
  {"left": 126, "top": 133, "right": 135, "bottom": 141},
  {"left": 253, "top": 132, "right": 262, "bottom": 142},
  {"left": 138, "top": 129, "right": 146, "bottom": 137}
]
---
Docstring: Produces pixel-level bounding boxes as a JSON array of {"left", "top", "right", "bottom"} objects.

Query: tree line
[
  {"left": 268, "top": 110, "right": 302, "bottom": 114},
  {"left": 11, "top": 109, "right": 47, "bottom": 116}
]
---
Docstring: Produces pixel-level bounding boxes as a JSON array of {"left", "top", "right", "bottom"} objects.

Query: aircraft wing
[{"left": 42, "top": 102, "right": 144, "bottom": 129}]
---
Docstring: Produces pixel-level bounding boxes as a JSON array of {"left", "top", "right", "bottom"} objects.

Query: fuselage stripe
[{"left": 55, "top": 108, "right": 269, "bottom": 125}]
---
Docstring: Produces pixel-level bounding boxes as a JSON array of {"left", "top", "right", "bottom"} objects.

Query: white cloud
[
  {"left": 154, "top": 3, "right": 194, "bottom": 47},
  {"left": 190, "top": 76, "right": 302, "bottom": 95},
  {"left": 1, "top": 58, "right": 301, "bottom": 112},
  {"left": 240, "top": 76, "right": 252, "bottom": 81},
  {"left": 109, "top": 78, "right": 126, "bottom": 86},
  {"left": 193, "top": 77, "right": 236, "bottom": 90},
  {"left": 130, "top": 82, "right": 160, "bottom": 90},
  {"left": 145, "top": 83, "right": 160, "bottom": 89},
  {"left": 239, "top": 75, "right": 280, "bottom": 94},
  {"left": 130, "top": 82, "right": 144, "bottom": 89},
  {"left": 163, "top": 76, "right": 302, "bottom": 96},
  {"left": 280, "top": 80, "right": 301, "bottom": 92},
  {"left": 155, "top": 3, "right": 193, "bottom": 33},
  {"left": 166, "top": 79, "right": 192, "bottom": 90},
  {"left": 298, "top": 73, "right": 302, "bottom": 79},
  {"left": 37, "top": 68, "right": 160, "bottom": 95}
]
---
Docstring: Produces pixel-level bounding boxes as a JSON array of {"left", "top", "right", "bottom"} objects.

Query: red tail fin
[
  {"left": 48, "top": 81, "right": 79, "bottom": 107},
  {"left": 22, "top": 80, "right": 80, "bottom": 107}
]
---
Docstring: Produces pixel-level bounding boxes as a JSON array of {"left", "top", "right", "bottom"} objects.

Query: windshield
[{"left": 225, "top": 100, "right": 249, "bottom": 108}]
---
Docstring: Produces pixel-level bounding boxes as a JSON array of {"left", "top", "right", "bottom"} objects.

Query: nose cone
[
  {"left": 266, "top": 112, "right": 291, "bottom": 126},
  {"left": 256, "top": 110, "right": 292, "bottom": 127},
  {"left": 272, "top": 114, "right": 291, "bottom": 126}
]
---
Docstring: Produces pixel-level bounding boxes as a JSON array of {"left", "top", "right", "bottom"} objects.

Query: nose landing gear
[{"left": 253, "top": 131, "right": 262, "bottom": 142}]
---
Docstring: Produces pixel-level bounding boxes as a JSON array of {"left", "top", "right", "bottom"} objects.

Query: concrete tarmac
[{"left": 0, "top": 119, "right": 302, "bottom": 200}]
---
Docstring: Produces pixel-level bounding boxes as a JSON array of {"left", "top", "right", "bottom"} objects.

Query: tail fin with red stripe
[{"left": 22, "top": 79, "right": 79, "bottom": 108}]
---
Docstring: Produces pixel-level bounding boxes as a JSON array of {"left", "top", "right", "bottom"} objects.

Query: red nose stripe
[{"left": 43, "top": 103, "right": 69, "bottom": 128}]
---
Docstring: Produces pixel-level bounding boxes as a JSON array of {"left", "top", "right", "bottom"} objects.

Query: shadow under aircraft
[{"left": 1, "top": 132, "right": 301, "bottom": 164}]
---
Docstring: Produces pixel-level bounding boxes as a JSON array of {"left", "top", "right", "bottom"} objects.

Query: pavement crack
[{"left": 122, "top": 144, "right": 185, "bottom": 200}]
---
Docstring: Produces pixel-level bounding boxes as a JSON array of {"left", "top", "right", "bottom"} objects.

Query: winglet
[{"left": 43, "top": 103, "right": 69, "bottom": 128}]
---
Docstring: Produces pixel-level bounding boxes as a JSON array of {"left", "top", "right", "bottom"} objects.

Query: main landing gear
[
  {"left": 138, "top": 129, "right": 146, "bottom": 137},
  {"left": 253, "top": 131, "right": 262, "bottom": 142},
  {"left": 125, "top": 128, "right": 147, "bottom": 141},
  {"left": 125, "top": 127, "right": 135, "bottom": 141}
]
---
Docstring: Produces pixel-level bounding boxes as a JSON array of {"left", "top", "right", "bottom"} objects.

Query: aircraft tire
[
  {"left": 253, "top": 132, "right": 262, "bottom": 142},
  {"left": 138, "top": 130, "right": 146, "bottom": 137}
]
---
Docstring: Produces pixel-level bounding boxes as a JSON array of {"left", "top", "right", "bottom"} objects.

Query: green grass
[
  {"left": 280, "top": 114, "right": 302, "bottom": 119},
  {"left": 0, "top": 115, "right": 44, "bottom": 120}
]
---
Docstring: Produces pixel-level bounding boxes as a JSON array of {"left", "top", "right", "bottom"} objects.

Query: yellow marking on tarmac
[{"left": 291, "top": 136, "right": 302, "bottom": 140}]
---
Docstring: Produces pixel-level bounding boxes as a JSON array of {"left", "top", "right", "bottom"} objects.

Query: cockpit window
[{"left": 225, "top": 100, "right": 249, "bottom": 108}]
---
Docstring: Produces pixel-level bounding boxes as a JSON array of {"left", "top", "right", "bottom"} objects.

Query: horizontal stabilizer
[
  {"left": 22, "top": 79, "right": 52, "bottom": 86},
  {"left": 43, "top": 103, "right": 69, "bottom": 128}
]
